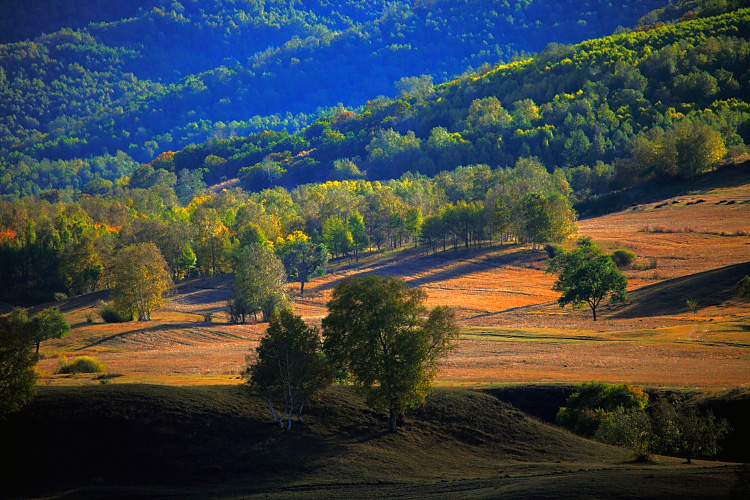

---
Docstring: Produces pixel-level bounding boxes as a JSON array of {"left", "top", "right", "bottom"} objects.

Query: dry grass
[{"left": 34, "top": 183, "right": 750, "bottom": 389}]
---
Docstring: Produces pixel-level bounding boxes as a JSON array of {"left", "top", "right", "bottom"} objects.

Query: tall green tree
[
  {"left": 233, "top": 245, "right": 288, "bottom": 322},
  {"left": 244, "top": 309, "right": 332, "bottom": 430},
  {"left": 322, "top": 276, "right": 459, "bottom": 431},
  {"left": 276, "top": 233, "right": 330, "bottom": 296},
  {"left": 548, "top": 239, "right": 627, "bottom": 321},
  {"left": 0, "top": 309, "right": 37, "bottom": 419},
  {"left": 31, "top": 306, "right": 70, "bottom": 354}
]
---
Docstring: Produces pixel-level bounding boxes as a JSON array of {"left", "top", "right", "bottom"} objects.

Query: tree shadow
[
  {"left": 612, "top": 261, "right": 750, "bottom": 318},
  {"left": 315, "top": 244, "right": 544, "bottom": 293}
]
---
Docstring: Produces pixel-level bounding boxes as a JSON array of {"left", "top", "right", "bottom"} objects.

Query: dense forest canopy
[
  {"left": 130, "top": 6, "right": 750, "bottom": 198},
  {"left": 0, "top": 0, "right": 669, "bottom": 197}
]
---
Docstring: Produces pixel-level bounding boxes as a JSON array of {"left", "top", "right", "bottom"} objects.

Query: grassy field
[{"left": 5, "top": 174, "right": 750, "bottom": 498}]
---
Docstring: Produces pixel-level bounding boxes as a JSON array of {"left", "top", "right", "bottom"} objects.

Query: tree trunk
[
  {"left": 592, "top": 306, "right": 597, "bottom": 321},
  {"left": 389, "top": 407, "right": 398, "bottom": 432},
  {"left": 300, "top": 280, "right": 305, "bottom": 296}
]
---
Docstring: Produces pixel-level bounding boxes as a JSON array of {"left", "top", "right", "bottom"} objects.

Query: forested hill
[
  {"left": 0, "top": 0, "right": 668, "bottom": 197},
  {"left": 142, "top": 6, "right": 750, "bottom": 201}
]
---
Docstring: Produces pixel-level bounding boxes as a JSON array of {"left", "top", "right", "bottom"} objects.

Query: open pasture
[{"left": 35, "top": 183, "right": 750, "bottom": 388}]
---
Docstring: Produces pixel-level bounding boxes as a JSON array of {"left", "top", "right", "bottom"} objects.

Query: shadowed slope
[{"left": 612, "top": 261, "right": 750, "bottom": 318}]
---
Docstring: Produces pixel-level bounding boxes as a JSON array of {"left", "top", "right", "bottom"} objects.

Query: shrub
[
  {"left": 201, "top": 311, "right": 214, "bottom": 322},
  {"left": 57, "top": 356, "right": 106, "bottom": 374},
  {"left": 54, "top": 292, "right": 68, "bottom": 301},
  {"left": 84, "top": 310, "right": 96, "bottom": 323},
  {"left": 737, "top": 275, "right": 750, "bottom": 299},
  {"left": 98, "top": 303, "right": 132, "bottom": 323},
  {"left": 595, "top": 406, "right": 653, "bottom": 461},
  {"left": 557, "top": 381, "right": 648, "bottom": 436},
  {"left": 610, "top": 249, "right": 637, "bottom": 268},
  {"left": 544, "top": 243, "right": 565, "bottom": 259},
  {"left": 632, "top": 257, "right": 657, "bottom": 271},
  {"left": 686, "top": 299, "right": 699, "bottom": 313}
]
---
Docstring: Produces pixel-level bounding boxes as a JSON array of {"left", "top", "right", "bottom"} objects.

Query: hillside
[
  {"left": 0, "top": 0, "right": 668, "bottom": 197},
  {"left": 1, "top": 384, "right": 746, "bottom": 499},
  {"left": 101, "top": 6, "right": 750, "bottom": 198}
]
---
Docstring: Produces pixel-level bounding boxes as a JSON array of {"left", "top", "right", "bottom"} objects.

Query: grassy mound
[
  {"left": 1, "top": 384, "right": 747, "bottom": 499},
  {"left": 0, "top": 384, "right": 619, "bottom": 497}
]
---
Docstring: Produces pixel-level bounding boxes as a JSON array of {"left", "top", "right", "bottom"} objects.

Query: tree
[
  {"left": 521, "top": 192, "right": 553, "bottom": 250},
  {"left": 548, "top": 239, "right": 627, "bottom": 320},
  {"left": 321, "top": 217, "right": 353, "bottom": 258},
  {"left": 233, "top": 245, "right": 288, "bottom": 322},
  {"left": 348, "top": 212, "right": 368, "bottom": 261},
  {"left": 111, "top": 243, "right": 172, "bottom": 321},
  {"left": 244, "top": 309, "right": 332, "bottom": 430},
  {"left": 322, "top": 276, "right": 459, "bottom": 431},
  {"left": 31, "top": 306, "right": 70, "bottom": 354},
  {"left": 557, "top": 381, "right": 649, "bottom": 436},
  {"left": 649, "top": 398, "right": 730, "bottom": 464},
  {"left": 176, "top": 244, "right": 197, "bottom": 280},
  {"left": 277, "top": 233, "right": 330, "bottom": 296},
  {"left": 0, "top": 309, "right": 37, "bottom": 420}
]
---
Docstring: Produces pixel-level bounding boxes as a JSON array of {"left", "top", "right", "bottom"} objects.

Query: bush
[
  {"left": 557, "top": 381, "right": 648, "bottom": 436},
  {"left": 544, "top": 243, "right": 565, "bottom": 259},
  {"left": 57, "top": 356, "right": 106, "bottom": 374},
  {"left": 610, "top": 249, "right": 637, "bottom": 268},
  {"left": 737, "top": 275, "right": 750, "bottom": 299},
  {"left": 200, "top": 311, "right": 214, "bottom": 322},
  {"left": 98, "top": 303, "right": 132, "bottom": 323},
  {"left": 53, "top": 292, "right": 68, "bottom": 301},
  {"left": 84, "top": 310, "right": 96, "bottom": 323}
]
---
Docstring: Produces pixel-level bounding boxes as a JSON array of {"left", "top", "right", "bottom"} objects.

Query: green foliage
[
  {"left": 595, "top": 406, "right": 653, "bottom": 460},
  {"left": 548, "top": 239, "right": 628, "bottom": 320},
  {"left": 322, "top": 275, "right": 459, "bottom": 431},
  {"left": 610, "top": 248, "right": 638, "bottom": 268},
  {"left": 56, "top": 355, "right": 106, "bottom": 374},
  {"left": 276, "top": 234, "right": 330, "bottom": 296},
  {"left": 556, "top": 381, "right": 649, "bottom": 436},
  {"left": 31, "top": 306, "right": 70, "bottom": 354},
  {"left": 244, "top": 309, "right": 332, "bottom": 430},
  {"left": 0, "top": 308, "right": 37, "bottom": 419},
  {"left": 596, "top": 396, "right": 731, "bottom": 463},
  {"left": 0, "top": 1, "right": 669, "bottom": 195},
  {"left": 232, "top": 245, "right": 288, "bottom": 322},
  {"left": 98, "top": 303, "right": 133, "bottom": 323}
]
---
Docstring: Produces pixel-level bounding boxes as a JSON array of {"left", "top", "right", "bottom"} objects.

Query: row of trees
[
  {"left": 0, "top": 158, "right": 575, "bottom": 305},
  {"left": 245, "top": 275, "right": 459, "bottom": 432},
  {"left": 558, "top": 381, "right": 730, "bottom": 463}
]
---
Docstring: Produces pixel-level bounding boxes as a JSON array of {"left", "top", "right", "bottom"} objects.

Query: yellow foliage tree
[{"left": 111, "top": 243, "right": 172, "bottom": 321}]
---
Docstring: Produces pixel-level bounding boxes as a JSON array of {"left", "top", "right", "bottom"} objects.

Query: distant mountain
[{"left": 0, "top": 0, "right": 667, "bottom": 196}]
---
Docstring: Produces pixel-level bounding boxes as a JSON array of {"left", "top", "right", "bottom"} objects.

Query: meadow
[{"left": 5, "top": 175, "right": 750, "bottom": 499}]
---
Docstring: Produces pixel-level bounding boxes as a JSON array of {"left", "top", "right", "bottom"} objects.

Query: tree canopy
[
  {"left": 31, "top": 306, "right": 70, "bottom": 353},
  {"left": 0, "top": 309, "right": 37, "bottom": 419},
  {"left": 322, "top": 275, "right": 458, "bottom": 431},
  {"left": 548, "top": 239, "right": 627, "bottom": 320},
  {"left": 111, "top": 243, "right": 172, "bottom": 321},
  {"left": 244, "top": 309, "right": 331, "bottom": 430}
]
